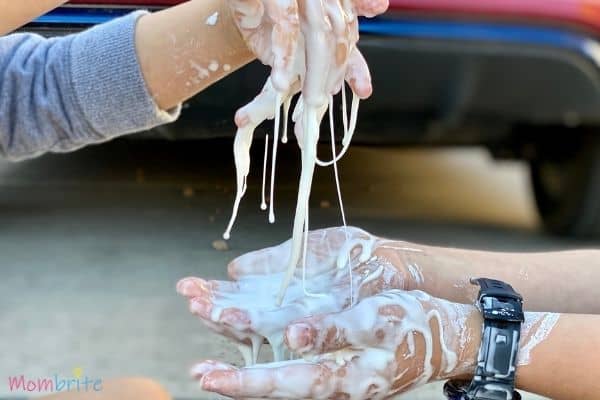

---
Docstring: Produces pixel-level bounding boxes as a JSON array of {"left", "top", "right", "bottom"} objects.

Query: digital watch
[{"left": 444, "top": 278, "right": 524, "bottom": 400}]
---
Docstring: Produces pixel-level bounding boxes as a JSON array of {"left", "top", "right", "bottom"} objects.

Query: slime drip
[
  {"left": 269, "top": 95, "right": 283, "bottom": 224},
  {"left": 316, "top": 90, "right": 359, "bottom": 167},
  {"left": 223, "top": 0, "right": 369, "bottom": 303},
  {"left": 261, "top": 134, "right": 269, "bottom": 211},
  {"left": 223, "top": 79, "right": 294, "bottom": 240},
  {"left": 328, "top": 95, "right": 353, "bottom": 305},
  {"left": 282, "top": 98, "right": 292, "bottom": 144}
]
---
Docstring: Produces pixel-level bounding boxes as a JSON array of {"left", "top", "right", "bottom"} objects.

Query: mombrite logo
[{"left": 7, "top": 367, "right": 102, "bottom": 393}]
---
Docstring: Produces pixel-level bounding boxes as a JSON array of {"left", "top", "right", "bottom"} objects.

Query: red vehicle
[{"left": 25, "top": 0, "right": 600, "bottom": 237}]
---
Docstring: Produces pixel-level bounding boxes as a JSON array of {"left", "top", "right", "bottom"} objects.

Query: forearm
[
  {"left": 0, "top": 13, "right": 180, "bottom": 160},
  {"left": 135, "top": 0, "right": 254, "bottom": 111},
  {"left": 0, "top": 0, "right": 68, "bottom": 35},
  {"left": 375, "top": 243, "right": 600, "bottom": 314},
  {"left": 0, "top": 0, "right": 254, "bottom": 160}
]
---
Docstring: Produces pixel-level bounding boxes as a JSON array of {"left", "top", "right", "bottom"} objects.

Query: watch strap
[{"left": 468, "top": 278, "right": 524, "bottom": 400}]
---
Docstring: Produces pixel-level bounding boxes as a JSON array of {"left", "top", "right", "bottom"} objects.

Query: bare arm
[
  {"left": 135, "top": 0, "right": 254, "bottom": 111},
  {"left": 1, "top": 0, "right": 254, "bottom": 106},
  {"left": 0, "top": 0, "right": 68, "bottom": 35},
  {"left": 376, "top": 243, "right": 600, "bottom": 314},
  {"left": 0, "top": 0, "right": 254, "bottom": 160},
  {"left": 514, "top": 312, "right": 600, "bottom": 399}
]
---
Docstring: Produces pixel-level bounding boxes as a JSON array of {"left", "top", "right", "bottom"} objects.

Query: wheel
[{"left": 530, "top": 135, "right": 600, "bottom": 236}]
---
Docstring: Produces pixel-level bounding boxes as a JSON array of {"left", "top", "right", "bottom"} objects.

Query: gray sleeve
[{"left": 0, "top": 11, "right": 181, "bottom": 161}]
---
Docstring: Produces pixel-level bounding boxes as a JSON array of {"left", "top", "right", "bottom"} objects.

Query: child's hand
[
  {"left": 227, "top": 0, "right": 388, "bottom": 98},
  {"left": 190, "top": 290, "right": 480, "bottom": 399},
  {"left": 227, "top": 0, "right": 300, "bottom": 92},
  {"left": 176, "top": 227, "right": 411, "bottom": 364}
]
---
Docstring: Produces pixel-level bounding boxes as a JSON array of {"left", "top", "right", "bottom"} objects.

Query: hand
[
  {"left": 227, "top": 0, "right": 388, "bottom": 96},
  {"left": 191, "top": 290, "right": 481, "bottom": 399},
  {"left": 177, "top": 227, "right": 412, "bottom": 365}
]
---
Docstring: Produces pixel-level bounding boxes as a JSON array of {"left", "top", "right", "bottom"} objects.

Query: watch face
[{"left": 443, "top": 379, "right": 522, "bottom": 400}]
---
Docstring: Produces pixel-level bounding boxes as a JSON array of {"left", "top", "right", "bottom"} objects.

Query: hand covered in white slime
[
  {"left": 223, "top": 0, "right": 390, "bottom": 303},
  {"left": 178, "top": 227, "right": 407, "bottom": 364},
  {"left": 192, "top": 292, "right": 479, "bottom": 400},
  {"left": 177, "top": 227, "right": 483, "bottom": 399},
  {"left": 178, "top": 227, "right": 565, "bottom": 399}
]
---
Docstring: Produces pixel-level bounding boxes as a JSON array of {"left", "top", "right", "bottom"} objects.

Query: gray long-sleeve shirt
[{"left": 0, "top": 11, "right": 181, "bottom": 161}]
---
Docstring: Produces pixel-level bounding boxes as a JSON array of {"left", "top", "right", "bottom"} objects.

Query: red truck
[{"left": 25, "top": 0, "right": 600, "bottom": 237}]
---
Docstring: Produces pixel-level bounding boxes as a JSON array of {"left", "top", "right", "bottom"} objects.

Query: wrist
[
  {"left": 420, "top": 297, "right": 482, "bottom": 382},
  {"left": 373, "top": 241, "right": 428, "bottom": 291},
  {"left": 448, "top": 305, "right": 482, "bottom": 380},
  {"left": 374, "top": 241, "right": 481, "bottom": 303}
]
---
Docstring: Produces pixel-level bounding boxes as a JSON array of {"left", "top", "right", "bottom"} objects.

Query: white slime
[
  {"left": 518, "top": 313, "right": 560, "bottom": 366},
  {"left": 260, "top": 134, "right": 269, "bottom": 211},
  {"left": 205, "top": 11, "right": 219, "bottom": 26},
  {"left": 222, "top": 1, "right": 365, "bottom": 305}
]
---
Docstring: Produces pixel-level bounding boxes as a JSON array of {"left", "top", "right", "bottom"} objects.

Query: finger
[
  {"left": 188, "top": 294, "right": 252, "bottom": 332},
  {"left": 234, "top": 78, "right": 282, "bottom": 129},
  {"left": 299, "top": 0, "right": 331, "bottom": 107},
  {"left": 345, "top": 48, "right": 372, "bottom": 99},
  {"left": 189, "top": 296, "right": 214, "bottom": 320},
  {"left": 266, "top": 0, "right": 301, "bottom": 91},
  {"left": 199, "top": 360, "right": 341, "bottom": 399},
  {"left": 189, "top": 297, "right": 259, "bottom": 345},
  {"left": 324, "top": 0, "right": 351, "bottom": 95},
  {"left": 178, "top": 278, "right": 239, "bottom": 302},
  {"left": 227, "top": 240, "right": 291, "bottom": 279},
  {"left": 230, "top": 0, "right": 264, "bottom": 29},
  {"left": 353, "top": 0, "right": 389, "bottom": 17},
  {"left": 176, "top": 277, "right": 207, "bottom": 298},
  {"left": 285, "top": 296, "right": 391, "bottom": 354},
  {"left": 219, "top": 307, "right": 252, "bottom": 332}
]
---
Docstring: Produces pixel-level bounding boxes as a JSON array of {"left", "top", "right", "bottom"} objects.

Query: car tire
[{"left": 530, "top": 135, "right": 600, "bottom": 237}]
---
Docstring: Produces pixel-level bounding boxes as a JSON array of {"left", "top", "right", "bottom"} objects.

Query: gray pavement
[{"left": 1, "top": 139, "right": 592, "bottom": 399}]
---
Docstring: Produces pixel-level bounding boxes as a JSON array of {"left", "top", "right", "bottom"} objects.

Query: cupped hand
[
  {"left": 192, "top": 290, "right": 480, "bottom": 399},
  {"left": 177, "top": 227, "right": 410, "bottom": 364}
]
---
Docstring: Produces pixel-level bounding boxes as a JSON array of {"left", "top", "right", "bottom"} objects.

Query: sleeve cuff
[{"left": 69, "top": 10, "right": 181, "bottom": 138}]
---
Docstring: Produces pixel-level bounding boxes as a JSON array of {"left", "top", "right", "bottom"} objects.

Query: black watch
[{"left": 444, "top": 278, "right": 524, "bottom": 400}]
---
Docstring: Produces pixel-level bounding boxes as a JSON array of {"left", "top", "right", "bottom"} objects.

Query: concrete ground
[{"left": 1, "top": 139, "right": 593, "bottom": 399}]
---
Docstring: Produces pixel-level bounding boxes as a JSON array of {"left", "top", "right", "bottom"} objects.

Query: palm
[{"left": 177, "top": 227, "right": 407, "bottom": 364}]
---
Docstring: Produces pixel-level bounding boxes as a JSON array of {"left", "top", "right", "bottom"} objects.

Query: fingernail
[{"left": 285, "top": 322, "right": 315, "bottom": 353}]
